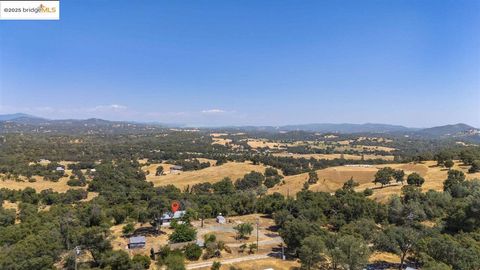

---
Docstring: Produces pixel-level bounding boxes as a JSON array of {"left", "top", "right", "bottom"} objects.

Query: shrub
[
  {"left": 363, "top": 188, "right": 373, "bottom": 196},
  {"left": 122, "top": 223, "right": 135, "bottom": 235},
  {"left": 233, "top": 223, "right": 253, "bottom": 239},
  {"left": 184, "top": 243, "right": 202, "bottom": 261},
  {"left": 66, "top": 178, "right": 86, "bottom": 187},
  {"left": 164, "top": 253, "right": 185, "bottom": 270},
  {"left": 132, "top": 254, "right": 151, "bottom": 269},
  {"left": 169, "top": 224, "right": 197, "bottom": 243},
  {"left": 211, "top": 261, "right": 221, "bottom": 270}
]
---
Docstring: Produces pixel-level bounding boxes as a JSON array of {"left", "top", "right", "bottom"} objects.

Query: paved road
[{"left": 186, "top": 254, "right": 271, "bottom": 269}]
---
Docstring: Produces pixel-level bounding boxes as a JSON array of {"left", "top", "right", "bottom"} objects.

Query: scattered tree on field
[{"left": 406, "top": 173, "right": 425, "bottom": 187}]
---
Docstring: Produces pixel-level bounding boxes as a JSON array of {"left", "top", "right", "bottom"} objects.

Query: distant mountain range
[
  {"left": 0, "top": 113, "right": 165, "bottom": 134},
  {"left": 0, "top": 113, "right": 478, "bottom": 140},
  {"left": 0, "top": 113, "right": 42, "bottom": 121},
  {"left": 276, "top": 123, "right": 416, "bottom": 133}
]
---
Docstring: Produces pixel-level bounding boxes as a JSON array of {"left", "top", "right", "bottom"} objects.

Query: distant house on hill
[
  {"left": 170, "top": 165, "right": 183, "bottom": 174},
  {"left": 128, "top": 236, "right": 146, "bottom": 249},
  {"left": 160, "top": 210, "right": 186, "bottom": 226}
]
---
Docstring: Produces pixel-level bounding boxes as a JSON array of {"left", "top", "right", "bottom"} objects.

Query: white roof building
[
  {"left": 160, "top": 210, "right": 186, "bottom": 226},
  {"left": 216, "top": 214, "right": 226, "bottom": 224}
]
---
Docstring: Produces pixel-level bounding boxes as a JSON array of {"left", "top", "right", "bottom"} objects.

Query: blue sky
[{"left": 0, "top": 0, "right": 479, "bottom": 127}]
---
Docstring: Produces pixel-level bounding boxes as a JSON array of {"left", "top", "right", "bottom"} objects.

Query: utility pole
[{"left": 256, "top": 217, "right": 259, "bottom": 252}]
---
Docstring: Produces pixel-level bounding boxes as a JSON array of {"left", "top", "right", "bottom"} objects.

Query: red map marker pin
[{"left": 171, "top": 201, "right": 180, "bottom": 212}]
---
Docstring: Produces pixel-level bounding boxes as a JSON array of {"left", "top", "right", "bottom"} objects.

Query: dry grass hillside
[
  {"left": 0, "top": 175, "right": 87, "bottom": 193},
  {"left": 146, "top": 162, "right": 269, "bottom": 188},
  {"left": 245, "top": 139, "right": 290, "bottom": 149},
  {"left": 273, "top": 152, "right": 394, "bottom": 161},
  {"left": 269, "top": 161, "right": 480, "bottom": 202}
]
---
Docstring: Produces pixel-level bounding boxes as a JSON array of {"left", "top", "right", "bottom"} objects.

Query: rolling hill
[{"left": 1, "top": 113, "right": 478, "bottom": 139}]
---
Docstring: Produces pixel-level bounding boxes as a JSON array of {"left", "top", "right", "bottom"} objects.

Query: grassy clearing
[
  {"left": 269, "top": 161, "right": 480, "bottom": 202},
  {"left": 210, "top": 133, "right": 229, "bottom": 137},
  {"left": 146, "top": 162, "right": 269, "bottom": 188},
  {"left": 196, "top": 158, "right": 218, "bottom": 166},
  {"left": 246, "top": 139, "right": 287, "bottom": 149},
  {"left": 110, "top": 223, "right": 172, "bottom": 257},
  {"left": 207, "top": 257, "right": 300, "bottom": 270},
  {"left": 245, "top": 138, "right": 396, "bottom": 153},
  {"left": 212, "top": 137, "right": 233, "bottom": 146},
  {"left": 0, "top": 175, "right": 87, "bottom": 193},
  {"left": 273, "top": 152, "right": 394, "bottom": 161},
  {"left": 2, "top": 200, "right": 18, "bottom": 211},
  {"left": 369, "top": 252, "right": 400, "bottom": 264}
]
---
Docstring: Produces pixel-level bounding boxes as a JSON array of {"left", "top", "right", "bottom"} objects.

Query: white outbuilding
[{"left": 216, "top": 214, "right": 226, "bottom": 224}]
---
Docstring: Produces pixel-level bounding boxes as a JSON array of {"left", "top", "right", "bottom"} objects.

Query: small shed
[
  {"left": 128, "top": 236, "right": 146, "bottom": 249},
  {"left": 216, "top": 214, "right": 226, "bottom": 224}
]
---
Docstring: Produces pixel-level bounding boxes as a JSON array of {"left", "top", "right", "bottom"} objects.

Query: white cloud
[
  {"left": 201, "top": 109, "right": 226, "bottom": 114},
  {"left": 89, "top": 104, "right": 128, "bottom": 112}
]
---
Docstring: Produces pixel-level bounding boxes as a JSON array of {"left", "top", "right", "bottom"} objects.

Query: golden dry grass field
[
  {"left": 206, "top": 258, "right": 300, "bottom": 270},
  {"left": 308, "top": 144, "right": 396, "bottom": 153},
  {"left": 210, "top": 133, "right": 229, "bottom": 137},
  {"left": 244, "top": 138, "right": 396, "bottom": 154},
  {"left": 212, "top": 137, "right": 233, "bottom": 146},
  {"left": 145, "top": 162, "right": 269, "bottom": 188},
  {"left": 272, "top": 152, "right": 394, "bottom": 161},
  {"left": 0, "top": 161, "right": 98, "bottom": 199},
  {"left": 0, "top": 174, "right": 87, "bottom": 193},
  {"left": 268, "top": 161, "right": 480, "bottom": 202},
  {"left": 2, "top": 200, "right": 18, "bottom": 215},
  {"left": 196, "top": 158, "right": 218, "bottom": 166},
  {"left": 356, "top": 137, "right": 394, "bottom": 143},
  {"left": 245, "top": 139, "right": 288, "bottom": 149},
  {"left": 369, "top": 252, "right": 400, "bottom": 264}
]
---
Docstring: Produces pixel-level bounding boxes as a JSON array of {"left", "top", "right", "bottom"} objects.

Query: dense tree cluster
[{"left": 269, "top": 175, "right": 480, "bottom": 270}]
